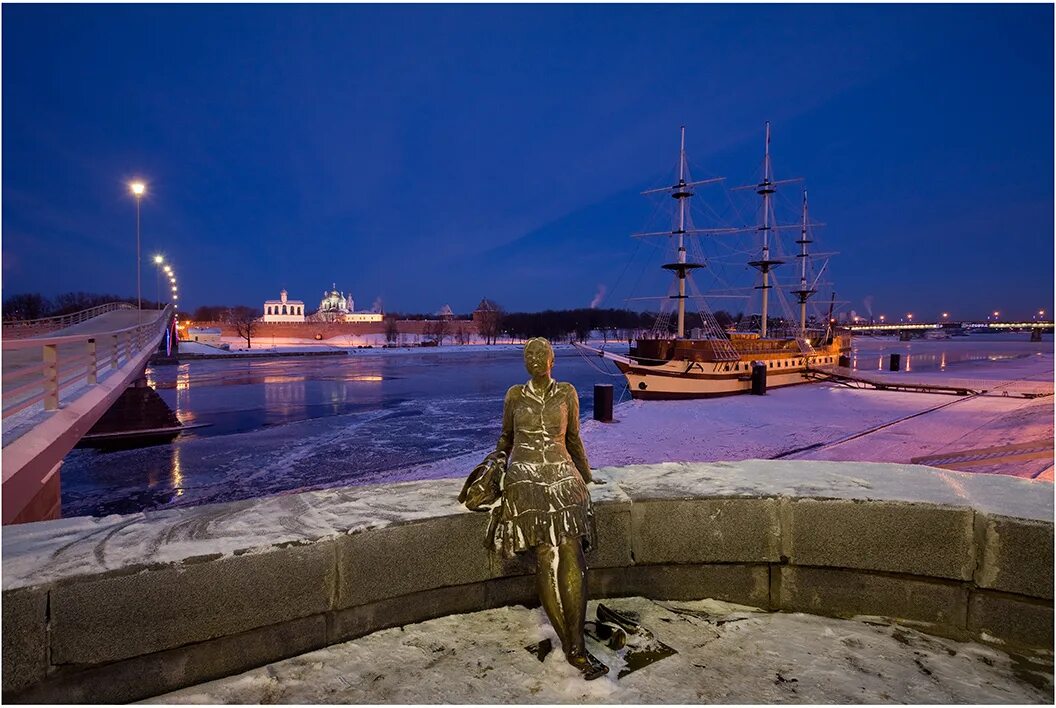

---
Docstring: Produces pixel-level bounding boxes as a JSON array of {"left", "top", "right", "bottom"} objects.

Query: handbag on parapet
[{"left": 458, "top": 450, "right": 507, "bottom": 511}]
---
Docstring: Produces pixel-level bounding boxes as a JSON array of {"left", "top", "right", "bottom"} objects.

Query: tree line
[
  {"left": 2, "top": 292, "right": 165, "bottom": 321},
  {"left": 497, "top": 308, "right": 742, "bottom": 342}
]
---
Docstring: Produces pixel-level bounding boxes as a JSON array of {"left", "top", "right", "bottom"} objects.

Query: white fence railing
[
  {"left": 2, "top": 302, "right": 136, "bottom": 337},
  {"left": 2, "top": 307, "right": 171, "bottom": 419}
]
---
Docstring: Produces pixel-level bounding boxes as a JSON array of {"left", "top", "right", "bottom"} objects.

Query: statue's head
[{"left": 523, "top": 337, "right": 554, "bottom": 377}]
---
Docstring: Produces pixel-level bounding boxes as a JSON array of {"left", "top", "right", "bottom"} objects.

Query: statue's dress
[{"left": 494, "top": 379, "right": 596, "bottom": 557}]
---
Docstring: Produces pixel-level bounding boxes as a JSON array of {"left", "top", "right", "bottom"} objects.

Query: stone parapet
[{"left": 2, "top": 460, "right": 1051, "bottom": 703}]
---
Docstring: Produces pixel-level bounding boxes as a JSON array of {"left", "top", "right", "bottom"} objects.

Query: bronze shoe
[{"left": 567, "top": 649, "right": 609, "bottom": 680}]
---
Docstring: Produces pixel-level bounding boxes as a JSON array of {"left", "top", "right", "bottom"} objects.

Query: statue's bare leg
[
  {"left": 535, "top": 543, "right": 568, "bottom": 649},
  {"left": 557, "top": 537, "right": 588, "bottom": 657},
  {"left": 557, "top": 536, "right": 608, "bottom": 679}
]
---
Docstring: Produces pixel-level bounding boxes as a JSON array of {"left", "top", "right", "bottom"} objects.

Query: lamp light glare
[
  {"left": 153, "top": 255, "right": 164, "bottom": 265},
  {"left": 130, "top": 181, "right": 146, "bottom": 197}
]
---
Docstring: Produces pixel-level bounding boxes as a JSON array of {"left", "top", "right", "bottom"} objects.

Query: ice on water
[{"left": 61, "top": 336, "right": 1052, "bottom": 519}]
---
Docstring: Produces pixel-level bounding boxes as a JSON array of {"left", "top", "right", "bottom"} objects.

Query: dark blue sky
[{"left": 3, "top": 4, "right": 1052, "bottom": 320}]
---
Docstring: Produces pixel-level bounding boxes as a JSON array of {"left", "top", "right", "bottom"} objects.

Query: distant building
[
  {"left": 437, "top": 304, "right": 455, "bottom": 320},
  {"left": 186, "top": 327, "right": 223, "bottom": 345},
  {"left": 263, "top": 290, "right": 306, "bottom": 322},
  {"left": 472, "top": 298, "right": 500, "bottom": 323},
  {"left": 307, "top": 284, "right": 383, "bottom": 323}
]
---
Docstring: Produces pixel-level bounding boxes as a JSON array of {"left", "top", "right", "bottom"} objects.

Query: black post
[
  {"left": 889, "top": 353, "right": 901, "bottom": 371},
  {"left": 751, "top": 363, "right": 767, "bottom": 395},
  {"left": 593, "top": 384, "right": 613, "bottom": 422},
  {"left": 838, "top": 354, "right": 850, "bottom": 368}
]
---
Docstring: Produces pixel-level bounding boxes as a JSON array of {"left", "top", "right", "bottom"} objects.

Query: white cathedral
[{"left": 262, "top": 285, "right": 382, "bottom": 323}]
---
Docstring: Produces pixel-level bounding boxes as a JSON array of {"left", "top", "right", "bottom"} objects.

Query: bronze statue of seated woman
[{"left": 461, "top": 337, "right": 609, "bottom": 680}]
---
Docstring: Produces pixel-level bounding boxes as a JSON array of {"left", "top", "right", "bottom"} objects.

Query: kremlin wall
[
  {"left": 184, "top": 287, "right": 499, "bottom": 345},
  {"left": 196, "top": 318, "right": 479, "bottom": 341}
]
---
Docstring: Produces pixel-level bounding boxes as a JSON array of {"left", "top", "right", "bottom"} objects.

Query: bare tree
[
  {"left": 474, "top": 299, "right": 503, "bottom": 345},
  {"left": 227, "top": 306, "right": 260, "bottom": 349},
  {"left": 454, "top": 323, "right": 469, "bottom": 345},
  {"left": 426, "top": 318, "right": 450, "bottom": 346},
  {"left": 385, "top": 316, "right": 399, "bottom": 345}
]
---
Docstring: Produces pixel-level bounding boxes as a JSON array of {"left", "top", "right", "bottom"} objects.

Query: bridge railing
[
  {"left": 1, "top": 302, "right": 136, "bottom": 339},
  {"left": 2, "top": 307, "right": 171, "bottom": 419}
]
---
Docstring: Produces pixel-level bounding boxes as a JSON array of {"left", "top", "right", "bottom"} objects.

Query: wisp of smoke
[
  {"left": 590, "top": 284, "right": 607, "bottom": 309},
  {"left": 863, "top": 295, "right": 874, "bottom": 317},
  {"left": 372, "top": 296, "right": 383, "bottom": 313}
]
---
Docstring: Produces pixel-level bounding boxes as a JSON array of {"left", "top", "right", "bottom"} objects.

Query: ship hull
[
  {"left": 580, "top": 337, "right": 849, "bottom": 400},
  {"left": 615, "top": 356, "right": 830, "bottom": 399}
]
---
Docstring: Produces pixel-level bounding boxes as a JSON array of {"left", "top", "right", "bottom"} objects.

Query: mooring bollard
[
  {"left": 889, "top": 353, "right": 901, "bottom": 371},
  {"left": 593, "top": 383, "right": 613, "bottom": 422},
  {"left": 751, "top": 363, "right": 767, "bottom": 395}
]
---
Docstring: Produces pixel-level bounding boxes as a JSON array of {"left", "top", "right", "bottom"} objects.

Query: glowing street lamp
[
  {"left": 879, "top": 315, "right": 886, "bottom": 323},
  {"left": 942, "top": 312, "right": 949, "bottom": 320},
  {"left": 151, "top": 255, "right": 166, "bottom": 308},
  {"left": 907, "top": 313, "right": 913, "bottom": 322},
  {"left": 129, "top": 181, "right": 147, "bottom": 323}
]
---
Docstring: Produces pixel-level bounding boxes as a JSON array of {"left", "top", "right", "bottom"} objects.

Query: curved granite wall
[{"left": 2, "top": 460, "right": 1052, "bottom": 703}]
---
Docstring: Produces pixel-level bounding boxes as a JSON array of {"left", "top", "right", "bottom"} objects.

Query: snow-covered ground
[
  {"left": 178, "top": 340, "right": 347, "bottom": 356},
  {"left": 145, "top": 597, "right": 1053, "bottom": 704}
]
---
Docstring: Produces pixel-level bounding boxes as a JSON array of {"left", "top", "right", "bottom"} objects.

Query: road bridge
[
  {"left": 846, "top": 321, "right": 1054, "bottom": 336},
  {"left": 2, "top": 305, "right": 173, "bottom": 524}
]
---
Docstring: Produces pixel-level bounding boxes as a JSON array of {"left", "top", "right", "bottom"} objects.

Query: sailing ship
[{"left": 576, "top": 124, "right": 851, "bottom": 399}]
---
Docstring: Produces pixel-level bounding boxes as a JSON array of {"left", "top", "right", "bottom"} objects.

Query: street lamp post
[
  {"left": 153, "top": 255, "right": 164, "bottom": 308},
  {"left": 129, "top": 181, "right": 146, "bottom": 324}
]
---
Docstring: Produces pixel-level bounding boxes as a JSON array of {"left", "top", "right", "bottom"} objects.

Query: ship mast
[
  {"left": 675, "top": 127, "right": 689, "bottom": 337},
  {"left": 748, "top": 122, "right": 784, "bottom": 338},
  {"left": 636, "top": 127, "right": 721, "bottom": 340},
  {"left": 792, "top": 189, "right": 817, "bottom": 338},
  {"left": 662, "top": 126, "right": 708, "bottom": 339}
]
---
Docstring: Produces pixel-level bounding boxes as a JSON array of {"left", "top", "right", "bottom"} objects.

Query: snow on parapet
[{"left": 2, "top": 461, "right": 1050, "bottom": 591}]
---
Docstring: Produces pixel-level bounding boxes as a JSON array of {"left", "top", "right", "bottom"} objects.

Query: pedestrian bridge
[{"left": 2, "top": 305, "right": 173, "bottom": 525}]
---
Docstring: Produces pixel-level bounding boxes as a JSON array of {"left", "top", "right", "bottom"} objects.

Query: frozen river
[
  {"left": 61, "top": 346, "right": 617, "bottom": 517},
  {"left": 60, "top": 335, "right": 1052, "bottom": 518}
]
